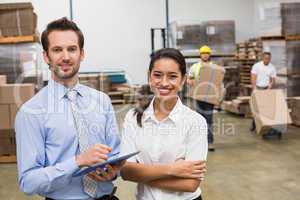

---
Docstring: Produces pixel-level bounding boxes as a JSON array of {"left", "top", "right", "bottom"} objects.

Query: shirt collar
[
  {"left": 48, "top": 78, "right": 86, "bottom": 100},
  {"left": 143, "top": 96, "right": 183, "bottom": 124}
]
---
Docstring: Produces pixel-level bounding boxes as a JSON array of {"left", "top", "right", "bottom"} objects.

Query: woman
[{"left": 121, "top": 48, "right": 208, "bottom": 200}]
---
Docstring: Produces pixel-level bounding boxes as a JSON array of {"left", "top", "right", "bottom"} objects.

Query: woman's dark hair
[
  {"left": 41, "top": 17, "right": 84, "bottom": 52},
  {"left": 134, "top": 48, "right": 186, "bottom": 127}
]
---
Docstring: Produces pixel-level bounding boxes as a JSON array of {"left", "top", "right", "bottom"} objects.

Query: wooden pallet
[
  {"left": 239, "top": 66, "right": 252, "bottom": 70},
  {"left": 108, "top": 91, "right": 126, "bottom": 104},
  {"left": 234, "top": 58, "right": 256, "bottom": 61},
  {"left": 111, "top": 99, "right": 126, "bottom": 104},
  {"left": 0, "top": 155, "right": 16, "bottom": 163},
  {"left": 240, "top": 72, "right": 251, "bottom": 76},
  {"left": 0, "top": 34, "right": 39, "bottom": 44},
  {"left": 260, "top": 36, "right": 285, "bottom": 41},
  {"left": 285, "top": 35, "right": 300, "bottom": 41}
]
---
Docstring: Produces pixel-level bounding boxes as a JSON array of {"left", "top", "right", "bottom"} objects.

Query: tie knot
[{"left": 66, "top": 89, "right": 78, "bottom": 102}]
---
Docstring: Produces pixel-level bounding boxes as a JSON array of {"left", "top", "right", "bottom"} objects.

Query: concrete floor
[{"left": 1, "top": 104, "right": 300, "bottom": 200}]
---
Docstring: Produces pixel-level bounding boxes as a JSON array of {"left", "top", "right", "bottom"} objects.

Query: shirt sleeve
[
  {"left": 251, "top": 63, "right": 258, "bottom": 74},
  {"left": 104, "top": 95, "right": 121, "bottom": 157},
  {"left": 271, "top": 66, "right": 277, "bottom": 78},
  {"left": 185, "top": 114, "right": 208, "bottom": 161},
  {"left": 15, "top": 108, "right": 79, "bottom": 196},
  {"left": 188, "top": 64, "right": 196, "bottom": 78},
  {"left": 120, "top": 110, "right": 138, "bottom": 163}
]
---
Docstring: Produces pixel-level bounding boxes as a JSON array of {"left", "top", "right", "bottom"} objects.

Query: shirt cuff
[{"left": 55, "top": 156, "right": 80, "bottom": 175}]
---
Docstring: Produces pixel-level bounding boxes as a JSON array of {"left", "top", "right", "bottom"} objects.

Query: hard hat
[{"left": 199, "top": 45, "right": 212, "bottom": 54}]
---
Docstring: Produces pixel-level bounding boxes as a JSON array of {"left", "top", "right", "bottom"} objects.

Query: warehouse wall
[
  {"left": 169, "top": 0, "right": 255, "bottom": 43},
  {"left": 73, "top": 0, "right": 165, "bottom": 85},
  {"left": 2, "top": 0, "right": 256, "bottom": 84}
]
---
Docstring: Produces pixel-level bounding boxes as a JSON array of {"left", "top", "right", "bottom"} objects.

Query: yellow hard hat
[{"left": 199, "top": 45, "right": 212, "bottom": 54}]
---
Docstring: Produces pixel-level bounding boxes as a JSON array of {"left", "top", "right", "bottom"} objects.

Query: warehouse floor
[{"left": 1, "top": 104, "right": 300, "bottom": 200}]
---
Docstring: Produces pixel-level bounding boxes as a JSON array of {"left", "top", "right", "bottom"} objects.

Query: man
[
  {"left": 15, "top": 17, "right": 123, "bottom": 200},
  {"left": 250, "top": 52, "right": 281, "bottom": 139},
  {"left": 187, "top": 45, "right": 215, "bottom": 151}
]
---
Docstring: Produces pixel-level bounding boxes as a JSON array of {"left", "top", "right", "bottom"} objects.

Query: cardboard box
[
  {"left": 189, "top": 63, "right": 225, "bottom": 105},
  {"left": 0, "top": 104, "right": 10, "bottom": 129},
  {"left": 0, "top": 75, "right": 6, "bottom": 85},
  {"left": 221, "top": 99, "right": 251, "bottom": 117},
  {"left": 0, "top": 104, "right": 20, "bottom": 129},
  {"left": 0, "top": 83, "right": 34, "bottom": 104},
  {"left": 9, "top": 104, "right": 19, "bottom": 128},
  {"left": 0, "top": 3, "right": 36, "bottom": 37},
  {"left": 250, "top": 89, "right": 292, "bottom": 135},
  {"left": 0, "top": 129, "right": 15, "bottom": 138},
  {"left": 0, "top": 129, "right": 16, "bottom": 155},
  {"left": 0, "top": 139, "right": 16, "bottom": 155}
]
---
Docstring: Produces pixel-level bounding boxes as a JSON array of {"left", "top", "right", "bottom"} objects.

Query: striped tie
[{"left": 66, "top": 89, "right": 98, "bottom": 198}]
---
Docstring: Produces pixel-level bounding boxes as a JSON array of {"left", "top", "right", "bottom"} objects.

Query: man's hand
[
  {"left": 75, "top": 144, "right": 112, "bottom": 167},
  {"left": 187, "top": 78, "right": 195, "bottom": 87},
  {"left": 88, "top": 161, "right": 126, "bottom": 182}
]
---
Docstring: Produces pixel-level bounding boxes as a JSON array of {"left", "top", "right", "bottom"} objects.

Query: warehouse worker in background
[
  {"left": 15, "top": 17, "right": 122, "bottom": 200},
  {"left": 187, "top": 45, "right": 215, "bottom": 151},
  {"left": 250, "top": 51, "right": 282, "bottom": 139}
]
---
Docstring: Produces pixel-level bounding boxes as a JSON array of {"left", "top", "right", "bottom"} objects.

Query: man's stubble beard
[{"left": 50, "top": 64, "right": 79, "bottom": 80}]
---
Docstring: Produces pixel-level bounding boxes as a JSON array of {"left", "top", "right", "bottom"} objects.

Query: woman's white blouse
[{"left": 121, "top": 98, "right": 208, "bottom": 200}]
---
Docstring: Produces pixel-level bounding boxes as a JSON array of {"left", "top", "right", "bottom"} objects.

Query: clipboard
[{"left": 73, "top": 151, "right": 140, "bottom": 177}]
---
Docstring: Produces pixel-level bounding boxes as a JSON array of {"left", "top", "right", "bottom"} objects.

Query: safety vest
[{"left": 192, "top": 61, "right": 213, "bottom": 78}]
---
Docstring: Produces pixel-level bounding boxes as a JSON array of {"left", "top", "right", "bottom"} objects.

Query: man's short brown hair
[{"left": 41, "top": 17, "right": 84, "bottom": 52}]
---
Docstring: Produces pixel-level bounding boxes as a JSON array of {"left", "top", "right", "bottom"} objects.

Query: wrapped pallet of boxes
[
  {"left": 0, "top": 83, "right": 34, "bottom": 156},
  {"left": 250, "top": 89, "right": 292, "bottom": 135},
  {"left": 0, "top": 43, "right": 42, "bottom": 89},
  {"left": 275, "top": 75, "right": 300, "bottom": 97},
  {"left": 0, "top": 2, "right": 37, "bottom": 37},
  {"left": 257, "top": 2, "right": 282, "bottom": 36},
  {"left": 188, "top": 63, "right": 225, "bottom": 106},
  {"left": 223, "top": 66, "right": 239, "bottom": 100},
  {"left": 169, "top": 21, "right": 206, "bottom": 50},
  {"left": 203, "top": 20, "right": 236, "bottom": 54},
  {"left": 257, "top": 2, "right": 300, "bottom": 37},
  {"left": 0, "top": 74, "right": 6, "bottom": 85},
  {"left": 281, "top": 2, "right": 300, "bottom": 37},
  {"left": 286, "top": 97, "right": 300, "bottom": 126},
  {"left": 286, "top": 40, "right": 300, "bottom": 76}
]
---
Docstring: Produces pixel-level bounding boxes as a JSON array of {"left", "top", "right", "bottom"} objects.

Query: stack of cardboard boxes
[
  {"left": 250, "top": 89, "right": 292, "bottom": 135},
  {"left": 0, "top": 75, "right": 35, "bottom": 157},
  {"left": 221, "top": 96, "right": 252, "bottom": 117},
  {"left": 79, "top": 73, "right": 111, "bottom": 93},
  {"left": 0, "top": 3, "right": 42, "bottom": 91},
  {"left": 169, "top": 20, "right": 236, "bottom": 54},
  {"left": 257, "top": 2, "right": 300, "bottom": 37},
  {"left": 0, "top": 2, "right": 37, "bottom": 37}
]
